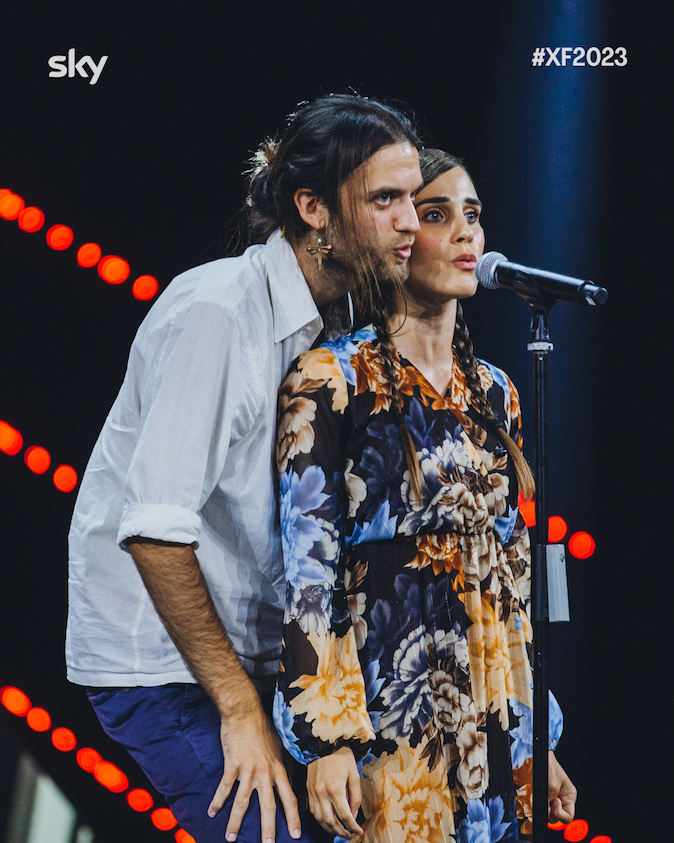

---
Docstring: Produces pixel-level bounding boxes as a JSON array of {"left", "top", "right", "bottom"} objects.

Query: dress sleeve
[{"left": 272, "top": 348, "right": 375, "bottom": 766}]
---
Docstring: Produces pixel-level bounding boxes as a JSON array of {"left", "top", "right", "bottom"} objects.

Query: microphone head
[{"left": 476, "top": 251, "right": 507, "bottom": 289}]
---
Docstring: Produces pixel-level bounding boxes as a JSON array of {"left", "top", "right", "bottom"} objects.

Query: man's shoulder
[{"left": 168, "top": 245, "right": 269, "bottom": 311}]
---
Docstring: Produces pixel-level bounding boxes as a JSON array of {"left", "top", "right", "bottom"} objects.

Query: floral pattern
[{"left": 273, "top": 327, "right": 562, "bottom": 841}]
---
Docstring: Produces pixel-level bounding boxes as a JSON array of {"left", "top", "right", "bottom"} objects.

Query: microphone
[{"left": 476, "top": 251, "right": 608, "bottom": 306}]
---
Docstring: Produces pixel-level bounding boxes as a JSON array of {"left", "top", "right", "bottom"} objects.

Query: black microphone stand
[
  {"left": 477, "top": 251, "right": 606, "bottom": 840},
  {"left": 529, "top": 302, "right": 553, "bottom": 843}
]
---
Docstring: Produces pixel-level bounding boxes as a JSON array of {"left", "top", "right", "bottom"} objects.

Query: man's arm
[{"left": 127, "top": 538, "right": 301, "bottom": 843}]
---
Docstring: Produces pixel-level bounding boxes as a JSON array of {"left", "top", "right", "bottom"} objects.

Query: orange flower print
[
  {"left": 407, "top": 533, "right": 464, "bottom": 588},
  {"left": 360, "top": 737, "right": 457, "bottom": 843},
  {"left": 513, "top": 756, "right": 533, "bottom": 835},
  {"left": 296, "top": 347, "right": 348, "bottom": 411},
  {"left": 462, "top": 590, "right": 533, "bottom": 727},
  {"left": 276, "top": 372, "right": 317, "bottom": 474},
  {"left": 352, "top": 343, "right": 393, "bottom": 413},
  {"left": 289, "top": 629, "right": 374, "bottom": 745}
]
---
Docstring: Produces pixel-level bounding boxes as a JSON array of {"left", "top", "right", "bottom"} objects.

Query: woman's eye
[
  {"left": 422, "top": 209, "right": 442, "bottom": 222},
  {"left": 466, "top": 209, "right": 480, "bottom": 223}
]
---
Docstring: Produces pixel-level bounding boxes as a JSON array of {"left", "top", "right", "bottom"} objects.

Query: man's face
[{"left": 338, "top": 142, "right": 422, "bottom": 284}]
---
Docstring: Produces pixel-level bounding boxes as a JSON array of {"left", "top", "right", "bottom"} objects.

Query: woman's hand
[
  {"left": 548, "top": 750, "right": 577, "bottom": 823},
  {"left": 307, "top": 746, "right": 363, "bottom": 839}
]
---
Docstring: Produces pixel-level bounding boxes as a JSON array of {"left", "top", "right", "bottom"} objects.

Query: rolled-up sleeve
[{"left": 117, "top": 299, "right": 250, "bottom": 548}]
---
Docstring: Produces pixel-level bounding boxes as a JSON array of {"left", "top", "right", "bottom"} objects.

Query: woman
[{"left": 273, "top": 149, "right": 576, "bottom": 841}]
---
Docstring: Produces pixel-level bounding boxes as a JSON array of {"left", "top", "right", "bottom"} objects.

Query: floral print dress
[{"left": 273, "top": 327, "right": 562, "bottom": 843}]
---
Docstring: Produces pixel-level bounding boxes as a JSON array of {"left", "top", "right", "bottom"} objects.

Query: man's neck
[{"left": 292, "top": 236, "right": 355, "bottom": 307}]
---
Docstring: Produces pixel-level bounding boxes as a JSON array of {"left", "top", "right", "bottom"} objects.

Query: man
[{"left": 67, "top": 93, "right": 422, "bottom": 843}]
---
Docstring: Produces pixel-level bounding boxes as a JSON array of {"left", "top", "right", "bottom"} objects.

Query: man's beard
[{"left": 325, "top": 232, "right": 411, "bottom": 293}]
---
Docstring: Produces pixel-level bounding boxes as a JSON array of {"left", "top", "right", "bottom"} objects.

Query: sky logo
[{"left": 48, "top": 49, "right": 108, "bottom": 86}]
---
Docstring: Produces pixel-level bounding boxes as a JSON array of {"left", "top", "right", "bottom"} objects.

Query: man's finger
[
  {"left": 208, "top": 771, "right": 236, "bottom": 817},
  {"left": 274, "top": 770, "right": 301, "bottom": 839},
  {"left": 257, "top": 780, "right": 278, "bottom": 843},
  {"left": 225, "top": 781, "right": 253, "bottom": 842}
]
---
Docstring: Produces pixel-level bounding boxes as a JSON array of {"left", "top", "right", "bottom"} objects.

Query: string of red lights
[
  {"left": 0, "top": 419, "right": 78, "bottom": 492},
  {"left": 0, "top": 188, "right": 160, "bottom": 301},
  {"left": 2, "top": 180, "right": 601, "bottom": 838},
  {"left": 1, "top": 681, "right": 195, "bottom": 842},
  {"left": 2, "top": 678, "right": 612, "bottom": 843}
]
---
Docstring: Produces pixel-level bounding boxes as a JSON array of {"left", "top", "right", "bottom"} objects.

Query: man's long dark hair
[
  {"left": 236, "top": 93, "right": 421, "bottom": 334},
  {"left": 243, "top": 93, "right": 420, "bottom": 247}
]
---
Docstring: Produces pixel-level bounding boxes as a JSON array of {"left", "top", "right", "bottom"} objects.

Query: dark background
[{"left": 1, "top": 1, "right": 670, "bottom": 840}]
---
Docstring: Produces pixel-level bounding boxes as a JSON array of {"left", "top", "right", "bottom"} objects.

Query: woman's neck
[{"left": 387, "top": 296, "right": 458, "bottom": 396}]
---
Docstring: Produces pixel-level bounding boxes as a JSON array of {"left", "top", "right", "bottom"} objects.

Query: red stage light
[
  {"left": 549, "top": 821, "right": 566, "bottom": 830},
  {"left": 46, "top": 224, "right": 74, "bottom": 251},
  {"left": 151, "top": 808, "right": 178, "bottom": 831},
  {"left": 52, "top": 727, "right": 77, "bottom": 752},
  {"left": 518, "top": 492, "right": 536, "bottom": 527},
  {"left": 589, "top": 837, "right": 612, "bottom": 843},
  {"left": 132, "top": 275, "right": 159, "bottom": 301},
  {"left": 175, "top": 830, "right": 196, "bottom": 843},
  {"left": 0, "top": 421, "right": 23, "bottom": 455},
  {"left": 18, "top": 206, "right": 45, "bottom": 233},
  {"left": 1, "top": 686, "right": 32, "bottom": 716},
  {"left": 568, "top": 531, "right": 596, "bottom": 559},
  {"left": 563, "top": 819, "right": 590, "bottom": 841},
  {"left": 24, "top": 445, "right": 52, "bottom": 474},
  {"left": 127, "top": 788, "right": 154, "bottom": 812},
  {"left": 26, "top": 707, "right": 52, "bottom": 732},
  {"left": 98, "top": 255, "right": 130, "bottom": 284},
  {"left": 53, "top": 464, "right": 78, "bottom": 492},
  {"left": 0, "top": 192, "right": 25, "bottom": 220},
  {"left": 77, "top": 242, "right": 103, "bottom": 268},
  {"left": 76, "top": 747, "right": 102, "bottom": 772},
  {"left": 548, "top": 515, "right": 568, "bottom": 542},
  {"left": 94, "top": 761, "right": 129, "bottom": 793}
]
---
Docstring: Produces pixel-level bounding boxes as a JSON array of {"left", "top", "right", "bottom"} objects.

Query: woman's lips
[{"left": 453, "top": 253, "right": 476, "bottom": 270}]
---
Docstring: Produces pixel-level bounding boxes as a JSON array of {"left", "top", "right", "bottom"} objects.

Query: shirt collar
[{"left": 263, "top": 230, "right": 322, "bottom": 344}]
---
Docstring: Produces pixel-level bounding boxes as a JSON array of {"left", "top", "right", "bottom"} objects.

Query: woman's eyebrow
[{"left": 415, "top": 195, "right": 483, "bottom": 208}]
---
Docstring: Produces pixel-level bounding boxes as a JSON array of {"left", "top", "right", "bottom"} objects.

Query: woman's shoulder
[
  {"left": 294, "top": 325, "right": 379, "bottom": 378},
  {"left": 475, "top": 358, "right": 521, "bottom": 421}
]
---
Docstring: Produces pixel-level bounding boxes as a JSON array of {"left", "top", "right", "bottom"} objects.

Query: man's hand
[
  {"left": 208, "top": 694, "right": 301, "bottom": 842},
  {"left": 128, "top": 538, "right": 301, "bottom": 842},
  {"left": 307, "top": 746, "right": 363, "bottom": 839},
  {"left": 548, "top": 750, "right": 577, "bottom": 823}
]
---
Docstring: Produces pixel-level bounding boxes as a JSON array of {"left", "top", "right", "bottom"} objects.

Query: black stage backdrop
[{"left": 1, "top": 2, "right": 670, "bottom": 841}]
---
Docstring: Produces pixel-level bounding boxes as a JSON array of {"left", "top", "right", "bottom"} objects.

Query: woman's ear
[{"left": 293, "top": 189, "right": 330, "bottom": 231}]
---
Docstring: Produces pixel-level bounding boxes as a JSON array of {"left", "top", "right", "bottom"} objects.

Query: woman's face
[{"left": 406, "top": 167, "right": 485, "bottom": 306}]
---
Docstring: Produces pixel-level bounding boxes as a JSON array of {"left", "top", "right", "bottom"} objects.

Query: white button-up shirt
[{"left": 66, "top": 231, "right": 322, "bottom": 690}]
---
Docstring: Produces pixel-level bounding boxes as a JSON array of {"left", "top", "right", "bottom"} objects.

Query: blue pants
[{"left": 87, "top": 684, "right": 324, "bottom": 843}]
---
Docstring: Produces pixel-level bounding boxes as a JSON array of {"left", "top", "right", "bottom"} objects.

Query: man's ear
[{"left": 293, "top": 189, "right": 330, "bottom": 231}]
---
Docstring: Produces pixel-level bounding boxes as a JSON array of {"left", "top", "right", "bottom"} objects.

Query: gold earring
[{"left": 306, "top": 235, "right": 332, "bottom": 270}]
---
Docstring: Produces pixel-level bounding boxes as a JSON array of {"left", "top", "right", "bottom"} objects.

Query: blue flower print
[
  {"left": 324, "top": 327, "right": 377, "bottom": 387},
  {"left": 359, "top": 420, "right": 404, "bottom": 520},
  {"left": 379, "top": 624, "right": 434, "bottom": 739},
  {"left": 510, "top": 693, "right": 563, "bottom": 767},
  {"left": 363, "top": 658, "right": 386, "bottom": 731},
  {"left": 457, "top": 797, "right": 512, "bottom": 843},
  {"left": 494, "top": 505, "right": 518, "bottom": 545},
  {"left": 280, "top": 466, "right": 334, "bottom": 590},
  {"left": 403, "top": 396, "right": 438, "bottom": 452},
  {"left": 346, "top": 499, "right": 397, "bottom": 548},
  {"left": 272, "top": 689, "right": 303, "bottom": 763}
]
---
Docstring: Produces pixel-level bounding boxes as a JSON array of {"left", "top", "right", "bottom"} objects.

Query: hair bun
[{"left": 251, "top": 138, "right": 279, "bottom": 176}]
